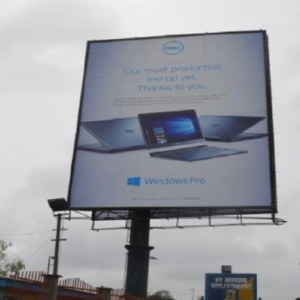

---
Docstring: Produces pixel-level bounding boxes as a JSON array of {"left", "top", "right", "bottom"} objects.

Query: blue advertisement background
[{"left": 205, "top": 273, "right": 257, "bottom": 300}]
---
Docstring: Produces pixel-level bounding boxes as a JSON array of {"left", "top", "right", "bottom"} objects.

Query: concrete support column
[
  {"left": 97, "top": 287, "right": 113, "bottom": 300},
  {"left": 42, "top": 274, "right": 61, "bottom": 300}
]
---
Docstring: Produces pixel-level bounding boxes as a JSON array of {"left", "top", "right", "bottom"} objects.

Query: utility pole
[
  {"left": 47, "top": 213, "right": 67, "bottom": 300},
  {"left": 46, "top": 198, "right": 68, "bottom": 300},
  {"left": 52, "top": 213, "right": 66, "bottom": 275}
]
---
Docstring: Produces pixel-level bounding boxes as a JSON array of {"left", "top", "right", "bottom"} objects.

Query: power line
[
  {"left": 0, "top": 230, "right": 53, "bottom": 236},
  {"left": 22, "top": 233, "right": 56, "bottom": 262}
]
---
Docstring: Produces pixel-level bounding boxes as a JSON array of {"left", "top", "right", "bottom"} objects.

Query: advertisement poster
[
  {"left": 68, "top": 31, "right": 275, "bottom": 211},
  {"left": 205, "top": 273, "right": 257, "bottom": 300}
]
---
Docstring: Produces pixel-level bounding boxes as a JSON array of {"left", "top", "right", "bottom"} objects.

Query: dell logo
[
  {"left": 162, "top": 41, "right": 184, "bottom": 55},
  {"left": 125, "top": 129, "right": 135, "bottom": 133}
]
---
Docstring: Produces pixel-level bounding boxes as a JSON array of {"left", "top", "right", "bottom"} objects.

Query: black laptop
[
  {"left": 199, "top": 115, "right": 268, "bottom": 142},
  {"left": 138, "top": 110, "right": 247, "bottom": 162},
  {"left": 78, "top": 117, "right": 146, "bottom": 153}
]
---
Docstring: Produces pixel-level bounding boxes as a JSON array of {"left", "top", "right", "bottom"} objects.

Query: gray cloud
[{"left": 1, "top": 1, "right": 300, "bottom": 299}]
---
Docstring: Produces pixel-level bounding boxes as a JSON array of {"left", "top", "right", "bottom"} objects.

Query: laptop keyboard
[{"left": 150, "top": 145, "right": 247, "bottom": 161}]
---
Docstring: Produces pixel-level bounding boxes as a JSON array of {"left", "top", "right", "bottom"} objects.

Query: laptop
[
  {"left": 199, "top": 115, "right": 268, "bottom": 142},
  {"left": 78, "top": 117, "right": 146, "bottom": 153},
  {"left": 138, "top": 110, "right": 247, "bottom": 162}
]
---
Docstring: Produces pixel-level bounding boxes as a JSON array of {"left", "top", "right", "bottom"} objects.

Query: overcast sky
[{"left": 1, "top": 0, "right": 300, "bottom": 299}]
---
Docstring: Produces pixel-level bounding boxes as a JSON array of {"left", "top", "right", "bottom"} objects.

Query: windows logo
[{"left": 127, "top": 177, "right": 141, "bottom": 187}]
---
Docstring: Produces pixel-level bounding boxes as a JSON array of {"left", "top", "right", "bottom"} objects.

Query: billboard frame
[{"left": 67, "top": 30, "right": 278, "bottom": 219}]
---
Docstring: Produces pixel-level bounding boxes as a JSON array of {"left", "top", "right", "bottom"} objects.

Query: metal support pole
[{"left": 125, "top": 210, "right": 153, "bottom": 299}]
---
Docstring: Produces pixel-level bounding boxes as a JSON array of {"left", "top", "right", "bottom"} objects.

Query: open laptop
[
  {"left": 78, "top": 117, "right": 145, "bottom": 153},
  {"left": 138, "top": 110, "right": 247, "bottom": 162},
  {"left": 199, "top": 115, "right": 268, "bottom": 142}
]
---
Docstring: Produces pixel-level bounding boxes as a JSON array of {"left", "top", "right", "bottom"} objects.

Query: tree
[
  {"left": 0, "top": 240, "right": 25, "bottom": 277},
  {"left": 149, "top": 290, "right": 175, "bottom": 300}
]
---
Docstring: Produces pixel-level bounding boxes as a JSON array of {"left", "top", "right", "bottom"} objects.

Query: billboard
[
  {"left": 205, "top": 273, "right": 257, "bottom": 300},
  {"left": 68, "top": 30, "right": 276, "bottom": 216}
]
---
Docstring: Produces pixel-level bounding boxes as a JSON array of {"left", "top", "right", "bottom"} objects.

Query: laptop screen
[{"left": 138, "top": 110, "right": 204, "bottom": 149}]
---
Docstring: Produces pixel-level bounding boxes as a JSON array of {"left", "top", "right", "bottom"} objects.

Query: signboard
[
  {"left": 68, "top": 30, "right": 276, "bottom": 215},
  {"left": 205, "top": 273, "right": 257, "bottom": 300}
]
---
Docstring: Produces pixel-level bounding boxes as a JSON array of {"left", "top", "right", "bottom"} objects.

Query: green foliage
[
  {"left": 0, "top": 240, "right": 25, "bottom": 277},
  {"left": 149, "top": 290, "right": 175, "bottom": 300}
]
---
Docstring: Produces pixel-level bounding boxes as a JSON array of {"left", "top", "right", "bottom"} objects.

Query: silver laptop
[
  {"left": 78, "top": 117, "right": 145, "bottom": 153},
  {"left": 199, "top": 115, "right": 268, "bottom": 142}
]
